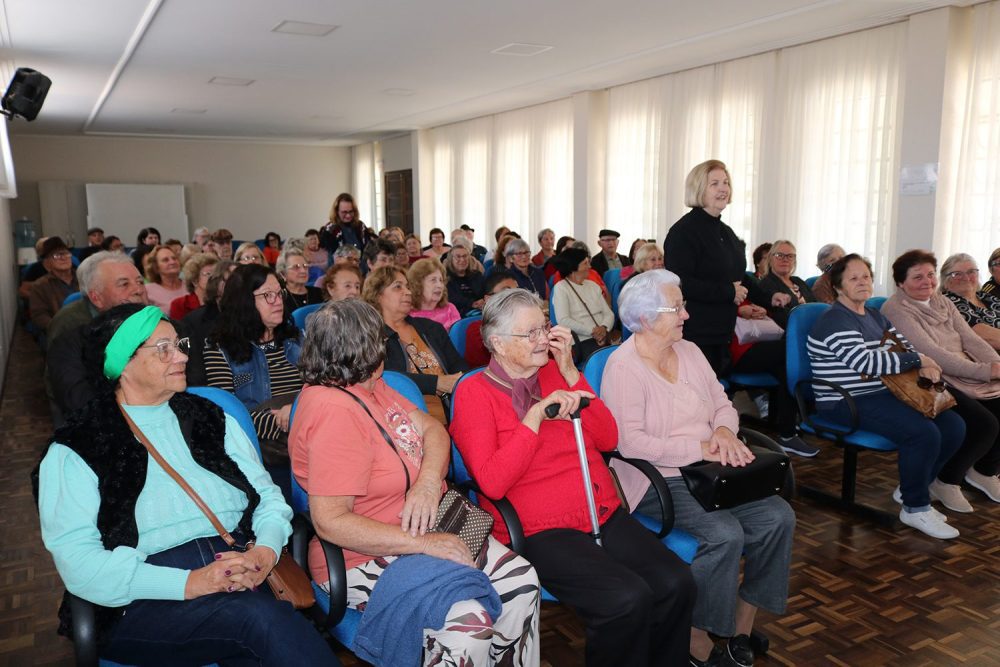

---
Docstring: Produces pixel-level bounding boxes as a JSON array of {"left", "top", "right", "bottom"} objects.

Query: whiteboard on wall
[{"left": 85, "top": 183, "right": 188, "bottom": 245}]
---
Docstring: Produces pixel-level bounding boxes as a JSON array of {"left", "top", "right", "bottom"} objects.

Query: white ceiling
[{"left": 0, "top": 0, "right": 974, "bottom": 146}]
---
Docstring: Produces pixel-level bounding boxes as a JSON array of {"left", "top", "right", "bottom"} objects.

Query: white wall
[
  {"left": 380, "top": 134, "right": 414, "bottom": 173},
  {"left": 9, "top": 135, "right": 352, "bottom": 244}
]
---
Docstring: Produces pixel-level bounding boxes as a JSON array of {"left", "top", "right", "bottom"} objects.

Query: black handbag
[{"left": 679, "top": 443, "right": 789, "bottom": 512}]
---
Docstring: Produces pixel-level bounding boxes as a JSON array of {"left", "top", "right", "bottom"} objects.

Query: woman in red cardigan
[{"left": 450, "top": 288, "right": 695, "bottom": 667}]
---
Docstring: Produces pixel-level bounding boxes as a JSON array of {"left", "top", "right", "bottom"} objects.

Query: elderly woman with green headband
[{"left": 34, "top": 303, "right": 338, "bottom": 666}]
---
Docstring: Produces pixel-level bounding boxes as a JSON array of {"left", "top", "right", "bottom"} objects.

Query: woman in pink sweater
[
  {"left": 451, "top": 287, "right": 694, "bottom": 667},
  {"left": 602, "top": 269, "right": 795, "bottom": 667},
  {"left": 881, "top": 250, "right": 1000, "bottom": 509}
]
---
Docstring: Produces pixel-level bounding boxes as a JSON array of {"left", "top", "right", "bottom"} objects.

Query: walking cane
[{"left": 545, "top": 397, "right": 602, "bottom": 546}]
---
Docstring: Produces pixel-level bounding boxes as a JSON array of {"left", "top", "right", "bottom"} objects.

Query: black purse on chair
[{"left": 679, "top": 443, "right": 790, "bottom": 512}]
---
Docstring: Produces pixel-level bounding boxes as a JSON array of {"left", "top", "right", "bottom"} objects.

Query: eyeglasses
[
  {"left": 254, "top": 290, "right": 284, "bottom": 304},
  {"left": 773, "top": 252, "right": 797, "bottom": 261},
  {"left": 49, "top": 252, "right": 71, "bottom": 260},
  {"left": 199, "top": 269, "right": 215, "bottom": 279},
  {"left": 286, "top": 263, "right": 309, "bottom": 271},
  {"left": 655, "top": 301, "right": 687, "bottom": 314},
  {"left": 238, "top": 255, "right": 263, "bottom": 264},
  {"left": 136, "top": 337, "right": 190, "bottom": 362},
  {"left": 990, "top": 260, "right": 1000, "bottom": 269},
  {"left": 510, "top": 250, "right": 531, "bottom": 257},
  {"left": 944, "top": 269, "right": 979, "bottom": 280},
  {"left": 917, "top": 377, "right": 947, "bottom": 393},
  {"left": 501, "top": 323, "right": 551, "bottom": 343}
]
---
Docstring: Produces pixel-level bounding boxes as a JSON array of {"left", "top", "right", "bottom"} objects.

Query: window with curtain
[
  {"left": 420, "top": 99, "right": 573, "bottom": 249},
  {"left": 604, "top": 24, "right": 904, "bottom": 286},
  {"left": 937, "top": 0, "right": 1000, "bottom": 266},
  {"left": 352, "top": 143, "right": 377, "bottom": 230}
]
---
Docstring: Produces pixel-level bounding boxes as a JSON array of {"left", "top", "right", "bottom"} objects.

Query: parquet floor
[{"left": 2, "top": 326, "right": 998, "bottom": 666}]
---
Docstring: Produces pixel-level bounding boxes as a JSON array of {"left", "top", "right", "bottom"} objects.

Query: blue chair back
[
  {"left": 254, "top": 239, "right": 266, "bottom": 250},
  {"left": 308, "top": 266, "right": 325, "bottom": 285},
  {"left": 582, "top": 345, "right": 618, "bottom": 395},
  {"left": 784, "top": 303, "right": 830, "bottom": 400},
  {"left": 603, "top": 269, "right": 622, "bottom": 306},
  {"left": 448, "top": 368, "right": 487, "bottom": 485},
  {"left": 448, "top": 315, "right": 482, "bottom": 358},
  {"left": 382, "top": 371, "right": 428, "bottom": 412},
  {"left": 548, "top": 283, "right": 558, "bottom": 325},
  {"left": 63, "top": 291, "right": 83, "bottom": 306},
  {"left": 187, "top": 386, "right": 262, "bottom": 460},
  {"left": 804, "top": 275, "right": 820, "bottom": 288},
  {"left": 865, "top": 296, "right": 886, "bottom": 311},
  {"left": 291, "top": 303, "right": 323, "bottom": 331},
  {"left": 482, "top": 258, "right": 494, "bottom": 274}
]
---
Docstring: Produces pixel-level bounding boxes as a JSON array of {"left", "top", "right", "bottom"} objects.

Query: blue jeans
[
  {"left": 823, "top": 392, "right": 965, "bottom": 508},
  {"left": 102, "top": 534, "right": 338, "bottom": 666}
]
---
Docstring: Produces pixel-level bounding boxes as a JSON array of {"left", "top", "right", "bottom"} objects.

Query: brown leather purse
[
  {"left": 875, "top": 330, "right": 957, "bottom": 419},
  {"left": 118, "top": 402, "right": 315, "bottom": 609}
]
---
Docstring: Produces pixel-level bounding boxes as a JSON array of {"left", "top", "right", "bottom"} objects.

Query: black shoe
[
  {"left": 778, "top": 435, "right": 820, "bottom": 458},
  {"left": 690, "top": 644, "right": 725, "bottom": 667},
  {"left": 726, "top": 634, "right": 755, "bottom": 667}
]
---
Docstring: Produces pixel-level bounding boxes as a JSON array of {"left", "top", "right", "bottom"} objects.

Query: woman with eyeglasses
[
  {"left": 35, "top": 302, "right": 337, "bottom": 666},
  {"left": 604, "top": 270, "right": 794, "bottom": 667},
  {"left": 451, "top": 287, "right": 695, "bottom": 667},
  {"left": 203, "top": 265, "right": 303, "bottom": 471},
  {"left": 982, "top": 248, "right": 1000, "bottom": 297},
  {"left": 169, "top": 253, "right": 219, "bottom": 320},
  {"left": 444, "top": 237, "right": 486, "bottom": 316},
  {"left": 276, "top": 247, "right": 323, "bottom": 313},
  {"left": 234, "top": 242, "right": 266, "bottom": 266},
  {"left": 882, "top": 250, "right": 1000, "bottom": 512},
  {"left": 810, "top": 254, "right": 969, "bottom": 539},
  {"left": 503, "top": 238, "right": 548, "bottom": 298},
  {"left": 939, "top": 253, "right": 1000, "bottom": 351},
  {"left": 362, "top": 266, "right": 469, "bottom": 413},
  {"left": 757, "top": 240, "right": 816, "bottom": 329}
]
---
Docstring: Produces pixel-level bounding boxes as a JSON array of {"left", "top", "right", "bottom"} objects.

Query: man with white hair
[{"left": 45, "top": 251, "right": 149, "bottom": 425}]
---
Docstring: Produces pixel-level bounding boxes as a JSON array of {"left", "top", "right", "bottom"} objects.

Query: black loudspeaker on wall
[{"left": 1, "top": 67, "right": 51, "bottom": 122}]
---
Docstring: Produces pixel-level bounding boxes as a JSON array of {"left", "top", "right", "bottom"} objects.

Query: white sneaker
[
  {"left": 753, "top": 394, "right": 769, "bottom": 420},
  {"left": 964, "top": 470, "right": 1000, "bottom": 503},
  {"left": 929, "top": 479, "right": 974, "bottom": 513},
  {"left": 892, "top": 486, "right": 947, "bottom": 521},
  {"left": 899, "top": 508, "right": 959, "bottom": 539}
]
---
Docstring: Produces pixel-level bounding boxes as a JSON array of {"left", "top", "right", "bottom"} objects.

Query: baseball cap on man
[{"left": 597, "top": 229, "right": 620, "bottom": 239}]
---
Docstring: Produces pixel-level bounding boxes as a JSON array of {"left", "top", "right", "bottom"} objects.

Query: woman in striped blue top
[{"left": 807, "top": 254, "right": 967, "bottom": 540}]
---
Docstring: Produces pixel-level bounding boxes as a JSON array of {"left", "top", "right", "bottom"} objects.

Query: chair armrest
[
  {"left": 67, "top": 592, "right": 99, "bottom": 667},
  {"left": 319, "top": 536, "right": 349, "bottom": 630},
  {"left": 603, "top": 451, "right": 673, "bottom": 537},
  {"left": 289, "top": 512, "right": 313, "bottom": 572},
  {"left": 453, "top": 480, "right": 527, "bottom": 557},
  {"left": 794, "top": 378, "right": 860, "bottom": 436}
]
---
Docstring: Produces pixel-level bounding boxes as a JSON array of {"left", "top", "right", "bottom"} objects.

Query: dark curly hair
[
  {"left": 299, "top": 300, "right": 386, "bottom": 387},
  {"left": 828, "top": 253, "right": 873, "bottom": 295},
  {"left": 209, "top": 264, "right": 299, "bottom": 363},
  {"left": 83, "top": 303, "right": 167, "bottom": 394},
  {"left": 555, "top": 247, "right": 590, "bottom": 279},
  {"left": 892, "top": 249, "right": 937, "bottom": 286}
]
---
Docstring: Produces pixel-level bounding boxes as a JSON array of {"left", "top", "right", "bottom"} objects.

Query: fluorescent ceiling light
[
  {"left": 272, "top": 20, "right": 339, "bottom": 37},
  {"left": 208, "top": 76, "right": 255, "bottom": 86},
  {"left": 491, "top": 43, "right": 553, "bottom": 57}
]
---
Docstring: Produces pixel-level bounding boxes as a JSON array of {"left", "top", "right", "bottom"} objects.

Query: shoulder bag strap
[
  {"left": 565, "top": 280, "right": 602, "bottom": 328},
  {"left": 330, "top": 385, "right": 412, "bottom": 492},
  {"left": 116, "top": 400, "right": 239, "bottom": 549}
]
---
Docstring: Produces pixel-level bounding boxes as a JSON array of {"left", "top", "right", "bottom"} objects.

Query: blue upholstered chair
[
  {"left": 785, "top": 302, "right": 898, "bottom": 524},
  {"left": 291, "top": 303, "right": 323, "bottom": 331},
  {"left": 448, "top": 315, "right": 482, "bottom": 359},
  {"left": 62, "top": 291, "right": 83, "bottom": 306},
  {"left": 804, "top": 275, "right": 821, "bottom": 288},
  {"left": 865, "top": 296, "right": 887, "bottom": 311}
]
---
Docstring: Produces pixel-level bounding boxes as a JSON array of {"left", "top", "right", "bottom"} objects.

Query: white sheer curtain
[
  {"left": 936, "top": 0, "right": 1000, "bottom": 265},
  {"left": 605, "top": 24, "right": 904, "bottom": 283},
  {"left": 419, "top": 99, "right": 573, "bottom": 248},
  {"left": 605, "top": 54, "right": 773, "bottom": 247},
  {"left": 764, "top": 25, "right": 904, "bottom": 287},
  {"left": 352, "top": 142, "right": 376, "bottom": 230}
]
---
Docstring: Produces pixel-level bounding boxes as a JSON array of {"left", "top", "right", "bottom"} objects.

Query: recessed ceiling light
[
  {"left": 208, "top": 76, "right": 255, "bottom": 86},
  {"left": 491, "top": 43, "right": 553, "bottom": 57},
  {"left": 272, "top": 20, "right": 339, "bottom": 37},
  {"left": 382, "top": 88, "right": 416, "bottom": 97},
  {"left": 170, "top": 107, "right": 207, "bottom": 114}
]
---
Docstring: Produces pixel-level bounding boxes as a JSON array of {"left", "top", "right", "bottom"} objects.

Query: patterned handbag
[{"left": 432, "top": 487, "right": 494, "bottom": 569}]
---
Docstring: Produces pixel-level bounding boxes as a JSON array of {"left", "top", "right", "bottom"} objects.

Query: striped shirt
[
  {"left": 203, "top": 342, "right": 302, "bottom": 440},
  {"left": 807, "top": 301, "right": 921, "bottom": 407}
]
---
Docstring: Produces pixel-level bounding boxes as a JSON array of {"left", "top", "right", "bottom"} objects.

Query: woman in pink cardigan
[
  {"left": 602, "top": 269, "right": 795, "bottom": 667},
  {"left": 881, "top": 250, "right": 1000, "bottom": 509}
]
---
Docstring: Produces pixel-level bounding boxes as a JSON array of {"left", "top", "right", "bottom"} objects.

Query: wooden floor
[{"left": 2, "top": 326, "right": 999, "bottom": 666}]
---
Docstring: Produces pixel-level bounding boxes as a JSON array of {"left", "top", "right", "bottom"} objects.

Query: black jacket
[
  {"left": 590, "top": 252, "right": 631, "bottom": 276},
  {"left": 757, "top": 273, "right": 816, "bottom": 329},
  {"left": 663, "top": 207, "right": 764, "bottom": 345},
  {"left": 383, "top": 316, "right": 469, "bottom": 395},
  {"left": 447, "top": 270, "right": 486, "bottom": 316}
]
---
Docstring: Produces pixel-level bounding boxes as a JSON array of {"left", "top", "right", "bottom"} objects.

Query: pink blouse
[
  {"left": 410, "top": 303, "right": 461, "bottom": 331},
  {"left": 601, "top": 337, "right": 739, "bottom": 510}
]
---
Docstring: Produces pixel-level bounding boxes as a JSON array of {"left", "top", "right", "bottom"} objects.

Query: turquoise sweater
[{"left": 38, "top": 402, "right": 292, "bottom": 607}]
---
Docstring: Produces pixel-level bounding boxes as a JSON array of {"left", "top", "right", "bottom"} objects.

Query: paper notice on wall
[{"left": 899, "top": 163, "right": 938, "bottom": 196}]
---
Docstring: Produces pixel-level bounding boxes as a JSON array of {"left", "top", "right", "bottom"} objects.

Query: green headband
[{"left": 103, "top": 306, "right": 167, "bottom": 380}]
